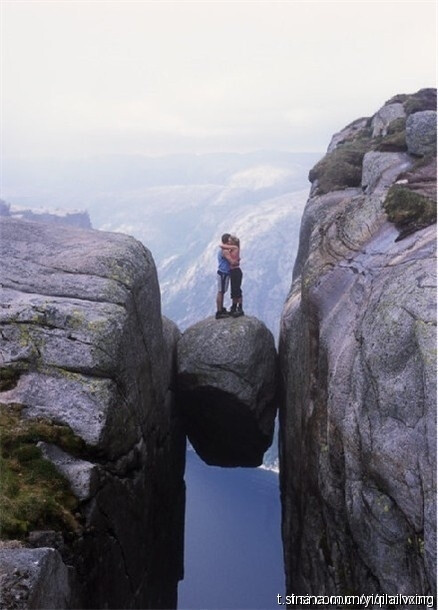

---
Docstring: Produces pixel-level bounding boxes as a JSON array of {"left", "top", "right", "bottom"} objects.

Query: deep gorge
[{"left": 0, "top": 88, "right": 436, "bottom": 608}]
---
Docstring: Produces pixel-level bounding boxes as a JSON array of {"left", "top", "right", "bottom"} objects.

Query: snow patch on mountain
[{"left": 228, "top": 165, "right": 295, "bottom": 190}]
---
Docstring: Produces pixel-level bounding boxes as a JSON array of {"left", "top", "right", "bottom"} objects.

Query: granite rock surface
[
  {"left": 177, "top": 315, "right": 278, "bottom": 467},
  {"left": 0, "top": 218, "right": 186, "bottom": 609},
  {"left": 279, "top": 90, "right": 436, "bottom": 597}
]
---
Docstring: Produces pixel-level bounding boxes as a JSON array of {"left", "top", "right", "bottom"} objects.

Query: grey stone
[
  {"left": 37, "top": 442, "right": 98, "bottom": 501},
  {"left": 28, "top": 531, "right": 64, "bottom": 550},
  {"left": 279, "top": 100, "right": 436, "bottom": 598},
  {"left": 0, "top": 548, "right": 71, "bottom": 609},
  {"left": 406, "top": 111, "right": 437, "bottom": 157},
  {"left": 0, "top": 217, "right": 185, "bottom": 609},
  {"left": 371, "top": 102, "right": 405, "bottom": 137},
  {"left": 361, "top": 151, "right": 411, "bottom": 193},
  {"left": 177, "top": 315, "right": 278, "bottom": 467},
  {"left": 327, "top": 117, "right": 369, "bottom": 153}
]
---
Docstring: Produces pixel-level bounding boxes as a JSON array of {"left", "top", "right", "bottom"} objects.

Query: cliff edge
[
  {"left": 279, "top": 89, "right": 436, "bottom": 597},
  {"left": 0, "top": 218, "right": 185, "bottom": 609}
]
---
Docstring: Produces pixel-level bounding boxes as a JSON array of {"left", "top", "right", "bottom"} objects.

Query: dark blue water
[{"left": 178, "top": 450, "right": 285, "bottom": 609}]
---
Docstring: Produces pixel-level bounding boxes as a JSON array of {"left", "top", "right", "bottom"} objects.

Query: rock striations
[
  {"left": 0, "top": 218, "right": 185, "bottom": 609},
  {"left": 177, "top": 315, "right": 278, "bottom": 467},
  {"left": 279, "top": 89, "right": 436, "bottom": 597}
]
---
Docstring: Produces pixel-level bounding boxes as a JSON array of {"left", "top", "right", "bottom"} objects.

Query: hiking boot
[
  {"left": 215, "top": 310, "right": 229, "bottom": 319},
  {"left": 231, "top": 308, "right": 244, "bottom": 317}
]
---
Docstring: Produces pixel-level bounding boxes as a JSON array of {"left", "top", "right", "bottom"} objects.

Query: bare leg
[{"left": 216, "top": 291, "right": 224, "bottom": 312}]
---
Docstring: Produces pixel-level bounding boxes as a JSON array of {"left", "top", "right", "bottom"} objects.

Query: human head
[
  {"left": 228, "top": 235, "right": 240, "bottom": 246},
  {"left": 221, "top": 233, "right": 231, "bottom": 244}
]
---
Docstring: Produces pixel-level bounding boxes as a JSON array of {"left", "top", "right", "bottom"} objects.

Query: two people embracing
[{"left": 216, "top": 232, "right": 244, "bottom": 319}]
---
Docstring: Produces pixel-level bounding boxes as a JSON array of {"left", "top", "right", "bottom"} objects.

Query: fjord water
[{"left": 178, "top": 450, "right": 284, "bottom": 609}]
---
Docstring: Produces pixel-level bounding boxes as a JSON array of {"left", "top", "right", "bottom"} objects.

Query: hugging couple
[{"left": 216, "top": 232, "right": 244, "bottom": 319}]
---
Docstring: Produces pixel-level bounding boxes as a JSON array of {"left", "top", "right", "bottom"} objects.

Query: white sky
[{"left": 1, "top": 0, "right": 436, "bottom": 158}]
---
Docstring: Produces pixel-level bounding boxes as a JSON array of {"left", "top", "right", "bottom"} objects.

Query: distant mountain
[
  {"left": 2, "top": 152, "right": 320, "bottom": 470},
  {"left": 2, "top": 151, "right": 321, "bottom": 340},
  {"left": 0, "top": 199, "right": 91, "bottom": 229}
]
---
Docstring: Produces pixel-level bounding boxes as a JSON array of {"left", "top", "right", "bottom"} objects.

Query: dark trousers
[{"left": 230, "top": 267, "right": 243, "bottom": 299}]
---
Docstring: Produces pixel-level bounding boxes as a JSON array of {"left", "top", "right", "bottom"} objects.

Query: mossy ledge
[
  {"left": 309, "top": 88, "right": 436, "bottom": 195},
  {"left": 0, "top": 368, "right": 21, "bottom": 392},
  {"left": 384, "top": 184, "right": 437, "bottom": 241},
  {"left": 309, "top": 135, "right": 371, "bottom": 194},
  {"left": 0, "top": 403, "right": 86, "bottom": 540}
]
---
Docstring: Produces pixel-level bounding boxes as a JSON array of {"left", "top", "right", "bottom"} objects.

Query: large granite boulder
[
  {"left": 177, "top": 316, "right": 277, "bottom": 467},
  {"left": 406, "top": 111, "right": 437, "bottom": 157},
  {"left": 279, "top": 91, "right": 436, "bottom": 598},
  {"left": 0, "top": 217, "right": 185, "bottom": 609}
]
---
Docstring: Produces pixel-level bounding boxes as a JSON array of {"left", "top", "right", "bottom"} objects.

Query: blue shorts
[{"left": 217, "top": 271, "right": 230, "bottom": 293}]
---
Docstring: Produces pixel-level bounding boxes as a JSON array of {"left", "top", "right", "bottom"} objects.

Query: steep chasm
[
  {"left": 279, "top": 89, "right": 436, "bottom": 597},
  {"left": 177, "top": 316, "right": 278, "bottom": 467},
  {"left": 0, "top": 218, "right": 186, "bottom": 609}
]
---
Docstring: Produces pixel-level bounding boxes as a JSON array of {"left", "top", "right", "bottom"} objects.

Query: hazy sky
[{"left": 1, "top": 0, "right": 436, "bottom": 159}]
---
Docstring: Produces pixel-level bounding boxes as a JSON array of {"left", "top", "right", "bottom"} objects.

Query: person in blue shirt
[{"left": 216, "top": 233, "right": 231, "bottom": 319}]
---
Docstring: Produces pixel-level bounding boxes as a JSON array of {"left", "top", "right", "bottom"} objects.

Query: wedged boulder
[
  {"left": 0, "top": 217, "right": 185, "bottom": 609},
  {"left": 177, "top": 315, "right": 278, "bottom": 467}
]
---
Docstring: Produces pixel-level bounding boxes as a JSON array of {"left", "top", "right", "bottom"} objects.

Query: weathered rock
[
  {"left": 177, "top": 315, "right": 277, "bottom": 467},
  {"left": 406, "top": 111, "right": 437, "bottom": 157},
  {"left": 280, "top": 93, "right": 436, "bottom": 598},
  {"left": 0, "top": 548, "right": 71, "bottom": 609},
  {"left": 0, "top": 217, "right": 185, "bottom": 609},
  {"left": 371, "top": 102, "right": 406, "bottom": 137},
  {"left": 361, "top": 151, "right": 412, "bottom": 193},
  {"left": 327, "top": 117, "right": 369, "bottom": 153}
]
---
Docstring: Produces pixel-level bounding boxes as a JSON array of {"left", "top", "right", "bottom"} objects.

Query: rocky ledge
[
  {"left": 177, "top": 315, "right": 278, "bottom": 467},
  {"left": 0, "top": 218, "right": 185, "bottom": 609}
]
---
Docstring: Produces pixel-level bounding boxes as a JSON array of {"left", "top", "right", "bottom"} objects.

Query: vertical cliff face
[
  {"left": 0, "top": 218, "right": 185, "bottom": 608},
  {"left": 279, "top": 90, "right": 436, "bottom": 596}
]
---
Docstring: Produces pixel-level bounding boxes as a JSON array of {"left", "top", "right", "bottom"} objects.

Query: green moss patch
[
  {"left": 0, "top": 403, "right": 85, "bottom": 540},
  {"left": 403, "top": 89, "right": 437, "bottom": 116},
  {"left": 375, "top": 117, "right": 407, "bottom": 152},
  {"left": 384, "top": 185, "right": 437, "bottom": 240},
  {"left": 0, "top": 369, "right": 21, "bottom": 392},
  {"left": 386, "top": 88, "right": 437, "bottom": 115},
  {"left": 309, "top": 138, "right": 371, "bottom": 194}
]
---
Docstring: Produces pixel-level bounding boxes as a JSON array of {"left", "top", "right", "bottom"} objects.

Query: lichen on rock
[{"left": 0, "top": 217, "right": 186, "bottom": 609}]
